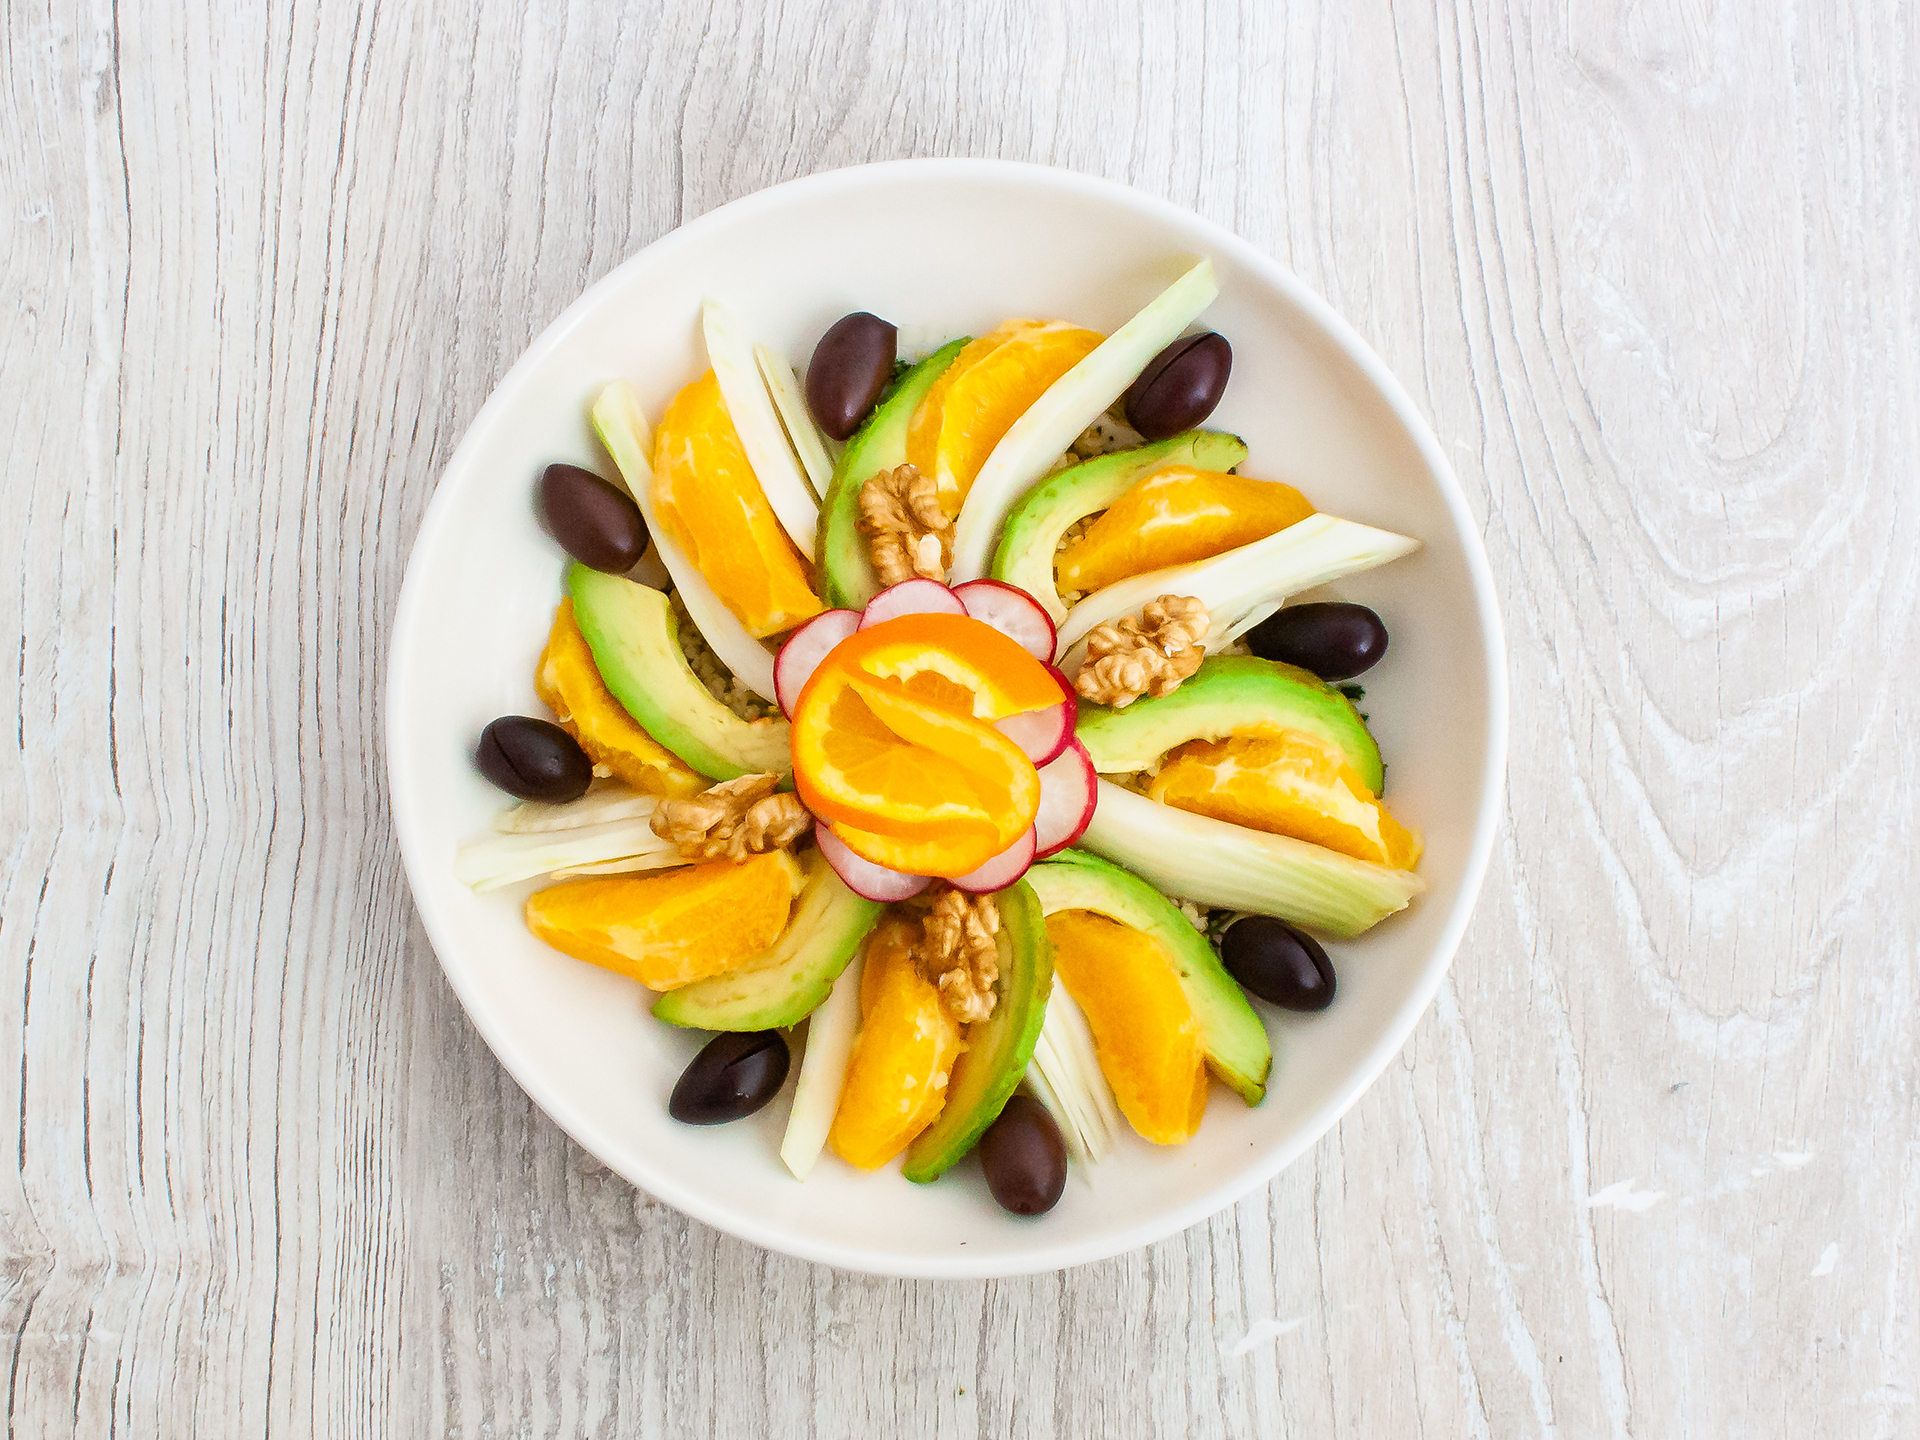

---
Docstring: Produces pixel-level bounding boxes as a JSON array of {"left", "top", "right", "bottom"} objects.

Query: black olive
[
  {"left": 1245, "top": 602, "right": 1389, "bottom": 682},
  {"left": 476, "top": 716, "right": 593, "bottom": 803},
  {"left": 976, "top": 1094, "right": 1067, "bottom": 1215},
  {"left": 1221, "top": 917, "right": 1336, "bottom": 1012},
  {"left": 1122, "top": 331, "right": 1232, "bottom": 440},
  {"left": 668, "top": 1031, "right": 791, "bottom": 1125},
  {"left": 806, "top": 312, "right": 898, "bottom": 440},
  {"left": 539, "top": 462, "right": 649, "bottom": 574}
]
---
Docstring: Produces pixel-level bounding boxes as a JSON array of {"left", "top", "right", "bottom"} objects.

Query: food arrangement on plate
[{"left": 455, "top": 258, "right": 1427, "bottom": 1218}]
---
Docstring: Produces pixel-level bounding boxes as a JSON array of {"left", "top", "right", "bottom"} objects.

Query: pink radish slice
[
  {"left": 949, "top": 825, "right": 1037, "bottom": 894},
  {"left": 774, "top": 609, "right": 862, "bottom": 717},
  {"left": 1033, "top": 740, "right": 1098, "bottom": 858},
  {"left": 814, "top": 824, "right": 932, "bottom": 902},
  {"left": 952, "top": 579, "right": 1057, "bottom": 661},
  {"left": 1041, "top": 660, "right": 1076, "bottom": 703},
  {"left": 994, "top": 696, "right": 1076, "bottom": 767},
  {"left": 858, "top": 577, "right": 965, "bottom": 629}
]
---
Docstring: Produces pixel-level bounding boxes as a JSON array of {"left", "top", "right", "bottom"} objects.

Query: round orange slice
[
  {"left": 907, "top": 319, "right": 1104, "bottom": 513},
  {"left": 1055, "top": 465, "right": 1315, "bottom": 595},
  {"left": 792, "top": 674, "right": 999, "bottom": 840},
  {"left": 807, "top": 612, "right": 1066, "bottom": 722},
  {"left": 826, "top": 819, "right": 1005, "bottom": 882}
]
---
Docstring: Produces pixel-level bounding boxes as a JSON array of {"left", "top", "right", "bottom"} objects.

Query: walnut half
[
  {"left": 858, "top": 463, "right": 953, "bottom": 586},
  {"left": 650, "top": 773, "right": 812, "bottom": 861},
  {"left": 914, "top": 887, "right": 1001, "bottom": 1025},
  {"left": 1074, "top": 595, "right": 1210, "bottom": 708}
]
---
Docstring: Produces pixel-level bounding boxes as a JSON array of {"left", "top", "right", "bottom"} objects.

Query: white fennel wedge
[
  {"left": 702, "top": 299, "right": 821, "bottom": 554},
  {"left": 755, "top": 342, "right": 836, "bottom": 499},
  {"left": 950, "top": 259, "right": 1220, "bottom": 581},
  {"left": 780, "top": 948, "right": 865, "bottom": 1180}
]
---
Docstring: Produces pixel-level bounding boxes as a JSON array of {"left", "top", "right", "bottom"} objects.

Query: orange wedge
[
  {"left": 1056, "top": 466, "right": 1315, "bottom": 595},
  {"left": 535, "top": 600, "right": 706, "bottom": 797},
  {"left": 524, "top": 850, "right": 803, "bottom": 990},
  {"left": 907, "top": 319, "right": 1104, "bottom": 513},
  {"left": 1048, "top": 909, "right": 1207, "bottom": 1145},
  {"left": 1147, "top": 729, "right": 1422, "bottom": 869},
  {"left": 652, "top": 370, "right": 824, "bottom": 638},
  {"left": 830, "top": 916, "right": 962, "bottom": 1168}
]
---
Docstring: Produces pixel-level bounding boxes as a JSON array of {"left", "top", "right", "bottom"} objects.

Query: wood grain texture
[{"left": 3, "top": 0, "right": 1915, "bottom": 1433}]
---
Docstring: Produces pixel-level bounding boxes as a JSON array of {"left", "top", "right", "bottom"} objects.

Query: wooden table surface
[{"left": 5, "top": 1, "right": 1915, "bottom": 1434}]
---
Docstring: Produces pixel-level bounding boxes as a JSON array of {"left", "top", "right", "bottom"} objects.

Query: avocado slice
[
  {"left": 651, "top": 852, "right": 884, "bottom": 1030},
  {"left": 566, "top": 563, "right": 792, "bottom": 781},
  {"left": 902, "top": 879, "right": 1053, "bottom": 1183},
  {"left": 816, "top": 339, "right": 969, "bottom": 610},
  {"left": 1074, "top": 654, "right": 1385, "bottom": 796},
  {"left": 990, "top": 430, "right": 1249, "bottom": 624},
  {"left": 1024, "top": 850, "right": 1271, "bottom": 1105}
]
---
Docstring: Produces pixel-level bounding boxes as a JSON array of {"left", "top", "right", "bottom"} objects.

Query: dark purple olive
[
  {"left": 1222, "top": 917, "right": 1335, "bottom": 1011},
  {"left": 1246, "top": 602, "right": 1389, "bottom": 682},
  {"left": 806, "top": 312, "right": 898, "bottom": 440},
  {"left": 1122, "top": 331, "right": 1232, "bottom": 440},
  {"left": 977, "top": 1094, "right": 1067, "bottom": 1215},
  {"left": 540, "top": 462, "right": 648, "bottom": 574},
  {"left": 668, "top": 1030, "right": 791, "bottom": 1125},
  {"left": 476, "top": 716, "right": 592, "bottom": 803}
]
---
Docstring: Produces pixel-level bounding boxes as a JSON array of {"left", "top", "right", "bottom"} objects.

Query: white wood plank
[{"left": 1, "top": 0, "right": 1914, "bottom": 1434}]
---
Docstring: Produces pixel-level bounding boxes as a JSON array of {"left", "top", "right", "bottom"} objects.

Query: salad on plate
[{"left": 455, "top": 259, "right": 1426, "bottom": 1217}]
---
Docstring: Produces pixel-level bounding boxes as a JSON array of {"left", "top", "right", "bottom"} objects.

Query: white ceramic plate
[{"left": 386, "top": 159, "right": 1507, "bottom": 1278}]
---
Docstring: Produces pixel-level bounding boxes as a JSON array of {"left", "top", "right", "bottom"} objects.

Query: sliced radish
[
  {"left": 994, "top": 695, "right": 1076, "bottom": 767},
  {"left": 815, "top": 824, "right": 932, "bottom": 902},
  {"left": 774, "top": 609, "right": 861, "bottom": 717},
  {"left": 952, "top": 579, "right": 1057, "bottom": 661},
  {"left": 858, "top": 577, "right": 966, "bottom": 629},
  {"left": 1033, "top": 740, "right": 1098, "bottom": 858},
  {"left": 950, "top": 826, "right": 1037, "bottom": 894}
]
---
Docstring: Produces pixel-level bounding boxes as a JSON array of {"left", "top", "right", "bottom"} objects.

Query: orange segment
[
  {"left": 830, "top": 917, "right": 962, "bottom": 1168},
  {"left": 1056, "top": 466, "right": 1316, "bottom": 595},
  {"left": 1047, "top": 910, "right": 1207, "bottom": 1145},
  {"left": 834, "top": 612, "right": 1066, "bottom": 720},
  {"left": 907, "top": 319, "right": 1104, "bottom": 513},
  {"left": 525, "top": 850, "right": 803, "bottom": 990},
  {"left": 1147, "top": 730, "right": 1423, "bottom": 869},
  {"left": 652, "top": 370, "right": 824, "bottom": 638},
  {"left": 793, "top": 673, "right": 996, "bottom": 840},
  {"left": 536, "top": 600, "right": 706, "bottom": 797},
  {"left": 846, "top": 677, "right": 1039, "bottom": 849}
]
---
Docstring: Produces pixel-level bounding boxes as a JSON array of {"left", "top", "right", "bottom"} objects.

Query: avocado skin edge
[
  {"left": 989, "top": 429, "right": 1250, "bottom": 621},
  {"left": 651, "top": 858, "right": 884, "bottom": 1031},
  {"left": 901, "top": 879, "right": 1053, "bottom": 1184},
  {"left": 1074, "top": 654, "right": 1385, "bottom": 797},
  {"left": 1024, "top": 849, "right": 1272, "bottom": 1106},
  {"left": 566, "top": 564, "right": 791, "bottom": 781},
  {"left": 817, "top": 340, "right": 969, "bottom": 611}
]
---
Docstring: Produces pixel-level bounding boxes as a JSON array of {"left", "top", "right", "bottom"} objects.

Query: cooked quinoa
[
  {"left": 669, "top": 589, "right": 776, "bottom": 722},
  {"left": 1070, "top": 408, "right": 1144, "bottom": 459}
]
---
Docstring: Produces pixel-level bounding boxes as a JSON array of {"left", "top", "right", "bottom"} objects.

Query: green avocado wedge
[
  {"left": 902, "top": 879, "right": 1053, "bottom": 1184},
  {"left": 1074, "top": 654, "right": 1385, "bottom": 796},
  {"left": 651, "top": 853, "right": 884, "bottom": 1031},
  {"left": 1024, "top": 850, "right": 1271, "bottom": 1105},
  {"left": 990, "top": 430, "right": 1249, "bottom": 624},
  {"left": 817, "top": 339, "right": 969, "bottom": 610},
  {"left": 566, "top": 564, "right": 791, "bottom": 781}
]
